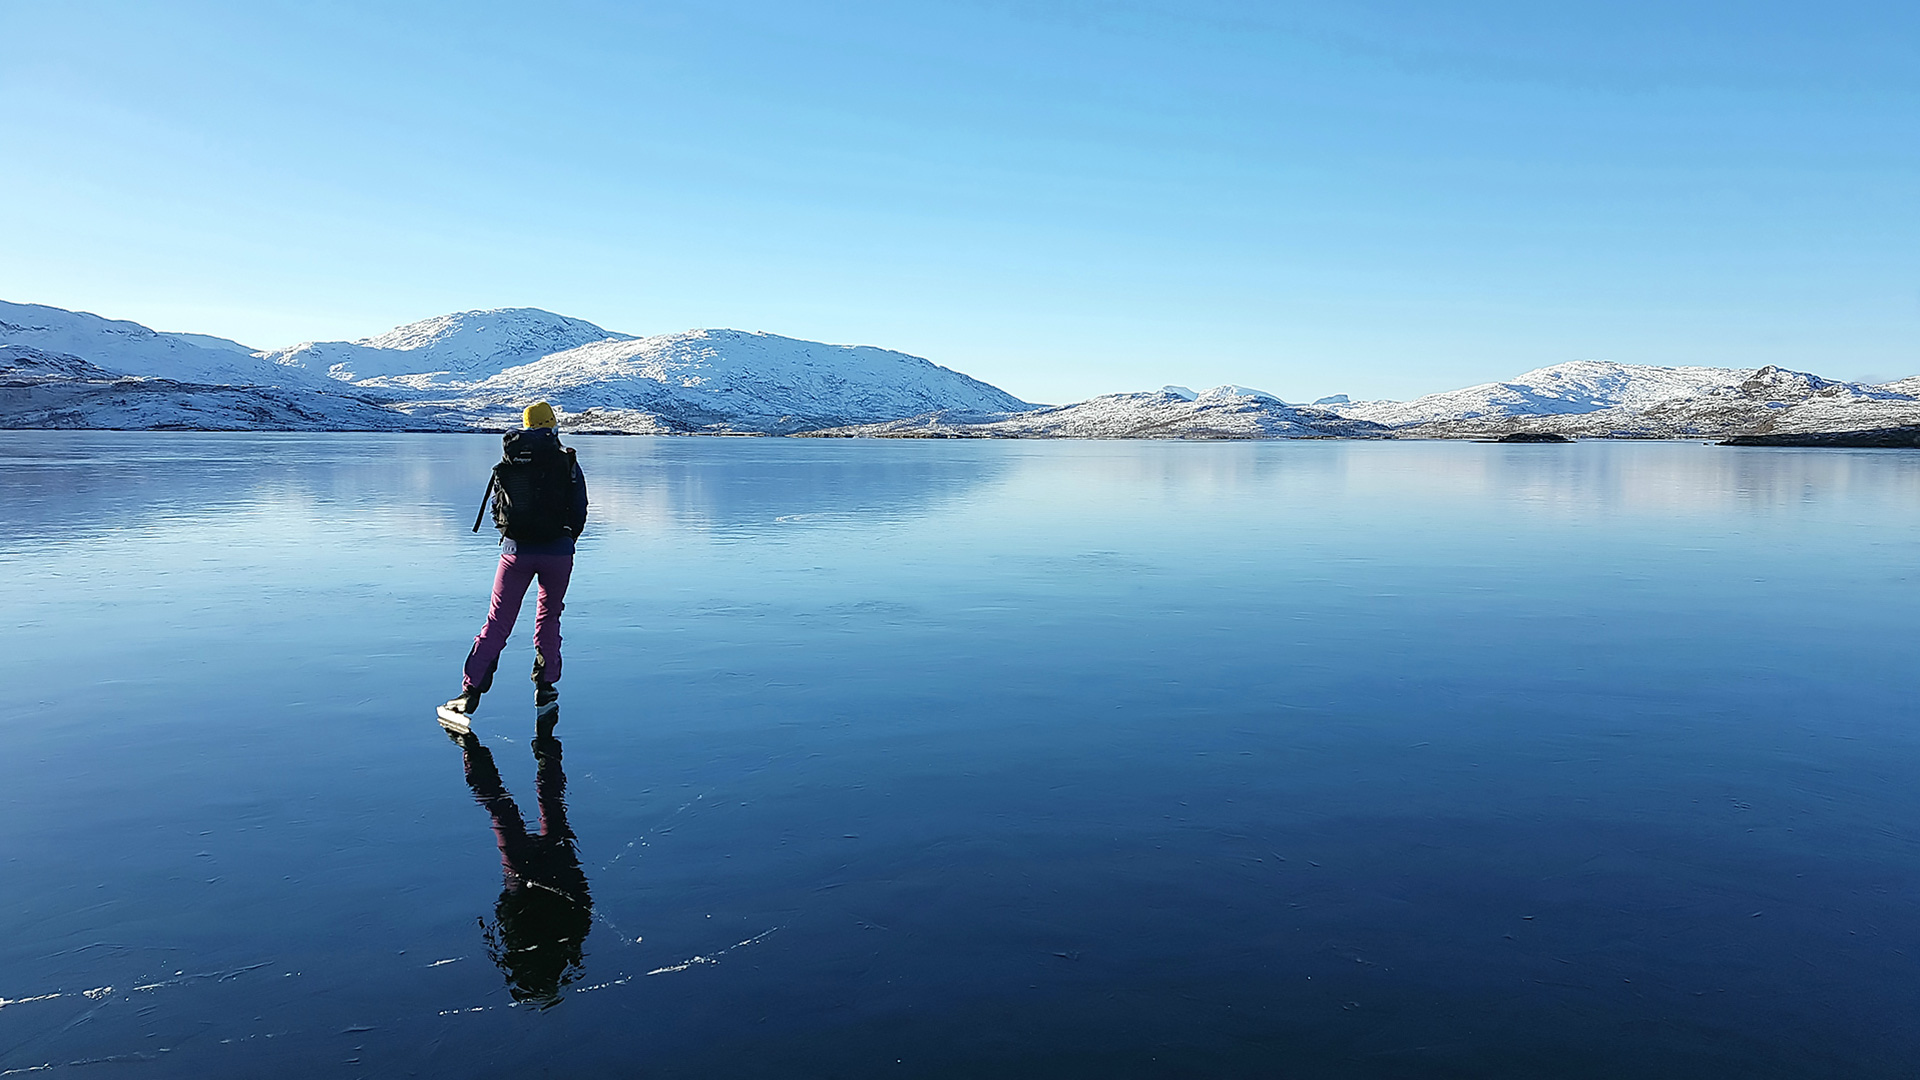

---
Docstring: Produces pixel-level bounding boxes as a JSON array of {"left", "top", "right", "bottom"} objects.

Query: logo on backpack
[{"left": 487, "top": 431, "right": 576, "bottom": 543}]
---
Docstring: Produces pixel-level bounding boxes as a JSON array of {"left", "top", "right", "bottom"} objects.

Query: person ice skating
[{"left": 445, "top": 402, "right": 588, "bottom": 721}]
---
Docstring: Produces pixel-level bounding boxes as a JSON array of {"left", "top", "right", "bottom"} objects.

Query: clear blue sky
[{"left": 3, "top": 0, "right": 1915, "bottom": 403}]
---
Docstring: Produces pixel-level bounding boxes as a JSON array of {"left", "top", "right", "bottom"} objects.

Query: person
[{"left": 445, "top": 402, "right": 588, "bottom": 719}]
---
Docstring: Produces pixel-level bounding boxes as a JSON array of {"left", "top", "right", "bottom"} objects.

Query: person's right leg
[
  {"left": 528, "top": 553, "right": 575, "bottom": 686},
  {"left": 462, "top": 553, "right": 538, "bottom": 701}
]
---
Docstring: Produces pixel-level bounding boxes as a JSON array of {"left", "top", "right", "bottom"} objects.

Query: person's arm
[{"left": 569, "top": 458, "right": 589, "bottom": 538}]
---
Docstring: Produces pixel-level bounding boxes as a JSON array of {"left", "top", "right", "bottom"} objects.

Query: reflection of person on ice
[
  {"left": 445, "top": 402, "right": 588, "bottom": 720},
  {"left": 454, "top": 726, "right": 594, "bottom": 1007}
]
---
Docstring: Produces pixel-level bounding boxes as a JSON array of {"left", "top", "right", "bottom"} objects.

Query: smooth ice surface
[{"left": 2, "top": 433, "right": 1918, "bottom": 1078}]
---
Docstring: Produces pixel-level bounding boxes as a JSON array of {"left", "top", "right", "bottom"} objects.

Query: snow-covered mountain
[
  {"left": 805, "top": 386, "right": 1387, "bottom": 439},
  {"left": 1330, "top": 361, "right": 1755, "bottom": 427},
  {"left": 422, "top": 329, "right": 1033, "bottom": 434},
  {"left": 0, "top": 300, "right": 330, "bottom": 389},
  {"left": 8, "top": 298, "right": 1920, "bottom": 439},
  {"left": 1327, "top": 361, "right": 1920, "bottom": 439},
  {"left": 0, "top": 301, "right": 1032, "bottom": 434},
  {"left": 263, "top": 308, "right": 630, "bottom": 388},
  {"left": 802, "top": 362, "right": 1920, "bottom": 440},
  {"left": 0, "top": 344, "right": 440, "bottom": 431}
]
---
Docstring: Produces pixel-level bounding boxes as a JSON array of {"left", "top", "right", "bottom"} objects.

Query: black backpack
[{"left": 472, "top": 430, "right": 577, "bottom": 542}]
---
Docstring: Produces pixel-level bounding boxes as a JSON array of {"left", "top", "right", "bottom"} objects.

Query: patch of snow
[{"left": 1196, "top": 384, "right": 1286, "bottom": 404}]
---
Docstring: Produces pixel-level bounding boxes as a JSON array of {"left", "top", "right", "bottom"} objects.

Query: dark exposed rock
[
  {"left": 1494, "top": 432, "right": 1574, "bottom": 443},
  {"left": 1721, "top": 426, "right": 1920, "bottom": 448}
]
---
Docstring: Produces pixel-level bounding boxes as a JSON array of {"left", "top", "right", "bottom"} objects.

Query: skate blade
[{"left": 436, "top": 705, "right": 473, "bottom": 734}]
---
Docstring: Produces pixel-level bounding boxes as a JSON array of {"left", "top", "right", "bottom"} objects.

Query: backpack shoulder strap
[{"left": 471, "top": 465, "right": 501, "bottom": 533}]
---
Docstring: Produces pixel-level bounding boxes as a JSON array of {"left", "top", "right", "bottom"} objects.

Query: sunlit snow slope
[
  {"left": 1330, "top": 362, "right": 1753, "bottom": 426},
  {"left": 263, "top": 308, "right": 630, "bottom": 387},
  {"left": 428, "top": 329, "right": 1033, "bottom": 433},
  {"left": 0, "top": 300, "right": 328, "bottom": 389}
]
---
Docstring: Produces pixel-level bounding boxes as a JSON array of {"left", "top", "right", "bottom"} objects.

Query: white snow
[
  {"left": 0, "top": 300, "right": 329, "bottom": 390},
  {"left": 431, "top": 328, "right": 1031, "bottom": 432},
  {"left": 1197, "top": 384, "right": 1286, "bottom": 404},
  {"left": 1344, "top": 363, "right": 1920, "bottom": 439},
  {"left": 262, "top": 308, "right": 629, "bottom": 386},
  {"left": 1330, "top": 361, "right": 1755, "bottom": 427}
]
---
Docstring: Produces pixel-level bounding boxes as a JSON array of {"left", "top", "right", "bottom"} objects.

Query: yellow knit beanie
[{"left": 523, "top": 401, "right": 557, "bottom": 430}]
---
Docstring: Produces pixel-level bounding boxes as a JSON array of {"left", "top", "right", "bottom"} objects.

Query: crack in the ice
[
  {"left": 0, "top": 961, "right": 277, "bottom": 1065},
  {"left": 645, "top": 926, "right": 780, "bottom": 977}
]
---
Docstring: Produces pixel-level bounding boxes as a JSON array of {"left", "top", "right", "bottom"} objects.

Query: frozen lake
[{"left": 3, "top": 432, "right": 1917, "bottom": 1077}]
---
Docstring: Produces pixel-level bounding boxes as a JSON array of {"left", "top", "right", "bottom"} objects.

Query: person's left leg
[
  {"left": 529, "top": 553, "right": 575, "bottom": 685},
  {"left": 464, "top": 553, "right": 538, "bottom": 694}
]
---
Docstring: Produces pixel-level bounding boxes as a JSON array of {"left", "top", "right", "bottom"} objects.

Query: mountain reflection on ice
[
  {"left": 1, "top": 433, "right": 1917, "bottom": 1078},
  {"left": 0, "top": 431, "right": 1016, "bottom": 544}
]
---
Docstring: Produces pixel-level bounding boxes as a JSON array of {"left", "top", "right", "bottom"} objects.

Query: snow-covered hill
[
  {"left": 0, "top": 300, "right": 329, "bottom": 389},
  {"left": 1330, "top": 361, "right": 1757, "bottom": 427},
  {"left": 0, "top": 301, "right": 1034, "bottom": 434},
  {"left": 804, "top": 386, "right": 1388, "bottom": 440},
  {"left": 263, "top": 308, "right": 629, "bottom": 388},
  {"left": 419, "top": 329, "right": 1034, "bottom": 434},
  {"left": 1345, "top": 363, "right": 1920, "bottom": 439},
  {"left": 0, "top": 344, "right": 441, "bottom": 431}
]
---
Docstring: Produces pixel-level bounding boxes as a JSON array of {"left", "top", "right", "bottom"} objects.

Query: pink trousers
[{"left": 463, "top": 552, "right": 573, "bottom": 691}]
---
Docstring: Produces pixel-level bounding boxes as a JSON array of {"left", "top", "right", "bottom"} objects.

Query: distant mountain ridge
[
  {"left": 0, "top": 300, "right": 328, "bottom": 390},
  {"left": 811, "top": 361, "right": 1920, "bottom": 440},
  {"left": 0, "top": 301, "right": 1035, "bottom": 434},
  {"left": 807, "top": 386, "right": 1387, "bottom": 440},
  {"left": 4, "top": 299, "right": 1918, "bottom": 438},
  {"left": 1329, "top": 361, "right": 1755, "bottom": 427},
  {"left": 1317, "top": 361, "right": 1920, "bottom": 440},
  {"left": 262, "top": 308, "right": 634, "bottom": 387},
  {"left": 0, "top": 342, "right": 428, "bottom": 431}
]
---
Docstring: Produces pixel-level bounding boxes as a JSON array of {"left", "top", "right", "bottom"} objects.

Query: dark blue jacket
[{"left": 497, "top": 428, "right": 589, "bottom": 557}]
